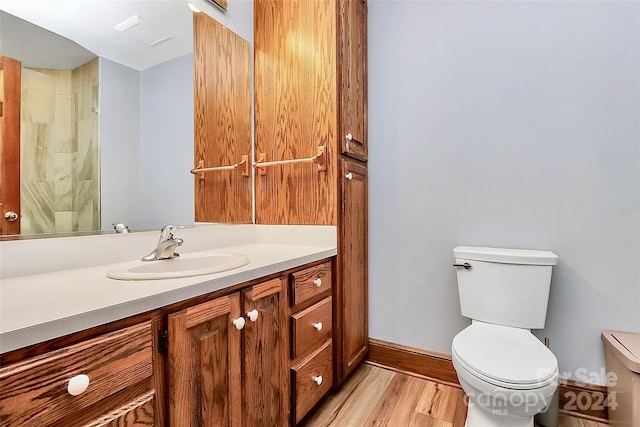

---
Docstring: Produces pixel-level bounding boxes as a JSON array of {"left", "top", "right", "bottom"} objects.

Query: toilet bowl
[{"left": 452, "top": 321, "right": 558, "bottom": 427}]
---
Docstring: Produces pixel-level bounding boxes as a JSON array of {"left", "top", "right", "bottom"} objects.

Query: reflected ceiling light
[{"left": 186, "top": 1, "right": 202, "bottom": 13}]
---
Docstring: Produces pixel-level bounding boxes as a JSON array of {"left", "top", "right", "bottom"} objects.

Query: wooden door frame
[{"left": 0, "top": 55, "right": 21, "bottom": 235}]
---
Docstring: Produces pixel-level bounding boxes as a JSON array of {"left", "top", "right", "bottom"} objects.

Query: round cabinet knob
[
  {"left": 345, "top": 133, "right": 353, "bottom": 141},
  {"left": 4, "top": 211, "right": 18, "bottom": 222},
  {"left": 313, "top": 322, "right": 323, "bottom": 332},
  {"left": 247, "top": 309, "right": 259, "bottom": 322},
  {"left": 313, "top": 278, "right": 322, "bottom": 287},
  {"left": 232, "top": 317, "right": 246, "bottom": 330},
  {"left": 67, "top": 374, "right": 90, "bottom": 396},
  {"left": 312, "top": 375, "right": 323, "bottom": 385},
  {"left": 345, "top": 172, "right": 353, "bottom": 180}
]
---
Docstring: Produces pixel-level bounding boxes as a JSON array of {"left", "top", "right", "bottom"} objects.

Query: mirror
[{"left": 0, "top": 0, "right": 254, "bottom": 238}]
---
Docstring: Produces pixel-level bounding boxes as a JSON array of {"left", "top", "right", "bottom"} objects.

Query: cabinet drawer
[
  {"left": 291, "top": 261, "right": 332, "bottom": 307},
  {"left": 291, "top": 339, "right": 333, "bottom": 424},
  {"left": 291, "top": 297, "right": 332, "bottom": 359},
  {"left": 0, "top": 322, "right": 154, "bottom": 427}
]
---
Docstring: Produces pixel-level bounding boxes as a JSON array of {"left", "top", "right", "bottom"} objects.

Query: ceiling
[{"left": 0, "top": 0, "right": 195, "bottom": 71}]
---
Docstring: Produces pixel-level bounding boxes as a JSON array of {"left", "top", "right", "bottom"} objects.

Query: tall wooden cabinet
[{"left": 254, "top": 0, "right": 368, "bottom": 386}]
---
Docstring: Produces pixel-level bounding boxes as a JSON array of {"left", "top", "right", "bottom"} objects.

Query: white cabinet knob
[
  {"left": 345, "top": 172, "right": 353, "bottom": 180},
  {"left": 247, "top": 309, "right": 259, "bottom": 322},
  {"left": 312, "top": 375, "right": 323, "bottom": 385},
  {"left": 313, "top": 322, "right": 323, "bottom": 331},
  {"left": 232, "top": 317, "right": 246, "bottom": 330},
  {"left": 313, "top": 278, "right": 322, "bottom": 287},
  {"left": 67, "top": 374, "right": 90, "bottom": 396},
  {"left": 345, "top": 133, "right": 353, "bottom": 141}
]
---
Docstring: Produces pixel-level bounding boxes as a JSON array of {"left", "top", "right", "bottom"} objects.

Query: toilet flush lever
[{"left": 453, "top": 262, "right": 472, "bottom": 270}]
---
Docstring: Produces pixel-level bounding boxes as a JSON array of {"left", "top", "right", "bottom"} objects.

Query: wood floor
[{"left": 300, "top": 363, "right": 609, "bottom": 427}]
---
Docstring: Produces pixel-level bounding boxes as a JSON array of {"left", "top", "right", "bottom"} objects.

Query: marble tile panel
[
  {"left": 55, "top": 212, "right": 76, "bottom": 233},
  {"left": 75, "top": 181, "right": 96, "bottom": 231},
  {"left": 54, "top": 93, "right": 75, "bottom": 153},
  {"left": 54, "top": 70, "right": 72, "bottom": 95},
  {"left": 55, "top": 152, "right": 76, "bottom": 211},
  {"left": 77, "top": 117, "right": 98, "bottom": 181},
  {"left": 21, "top": 182, "right": 55, "bottom": 233},
  {"left": 21, "top": 122, "right": 54, "bottom": 183},
  {"left": 21, "top": 68, "right": 55, "bottom": 124}
]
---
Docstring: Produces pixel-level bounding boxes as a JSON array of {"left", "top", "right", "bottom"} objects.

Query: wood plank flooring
[{"left": 300, "top": 363, "right": 609, "bottom": 427}]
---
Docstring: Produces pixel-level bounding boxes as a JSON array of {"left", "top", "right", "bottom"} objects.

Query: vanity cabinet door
[
  {"left": 241, "top": 278, "right": 289, "bottom": 427},
  {"left": 168, "top": 294, "right": 242, "bottom": 427},
  {"left": 338, "top": 0, "right": 368, "bottom": 161},
  {"left": 336, "top": 158, "right": 368, "bottom": 382}
]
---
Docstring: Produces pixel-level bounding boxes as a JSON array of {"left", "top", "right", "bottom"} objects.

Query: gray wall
[
  {"left": 100, "top": 58, "right": 141, "bottom": 229},
  {"left": 368, "top": 0, "right": 640, "bottom": 385},
  {"left": 139, "top": 53, "right": 194, "bottom": 229}
]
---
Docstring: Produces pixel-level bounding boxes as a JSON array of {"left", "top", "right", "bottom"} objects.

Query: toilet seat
[{"left": 452, "top": 322, "right": 558, "bottom": 389}]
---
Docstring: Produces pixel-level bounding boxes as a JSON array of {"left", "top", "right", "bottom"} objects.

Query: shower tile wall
[{"left": 20, "top": 58, "right": 100, "bottom": 234}]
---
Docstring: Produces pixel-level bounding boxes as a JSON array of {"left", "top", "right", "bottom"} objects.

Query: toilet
[{"left": 451, "top": 246, "right": 559, "bottom": 427}]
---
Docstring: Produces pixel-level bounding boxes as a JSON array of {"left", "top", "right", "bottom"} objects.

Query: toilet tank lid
[{"left": 453, "top": 246, "right": 559, "bottom": 266}]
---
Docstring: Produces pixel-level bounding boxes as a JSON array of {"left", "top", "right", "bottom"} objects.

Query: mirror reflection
[{"left": 0, "top": 0, "right": 253, "bottom": 238}]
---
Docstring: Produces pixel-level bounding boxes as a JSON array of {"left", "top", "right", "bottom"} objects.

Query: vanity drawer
[
  {"left": 291, "top": 297, "right": 332, "bottom": 359},
  {"left": 291, "top": 260, "right": 332, "bottom": 307},
  {"left": 0, "top": 322, "right": 154, "bottom": 427},
  {"left": 291, "top": 339, "right": 333, "bottom": 424}
]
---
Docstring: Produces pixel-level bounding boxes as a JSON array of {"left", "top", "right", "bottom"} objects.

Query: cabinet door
[
  {"left": 337, "top": 159, "right": 368, "bottom": 382},
  {"left": 194, "top": 13, "right": 252, "bottom": 223},
  {"left": 254, "top": 0, "right": 338, "bottom": 226},
  {"left": 242, "top": 279, "right": 289, "bottom": 426},
  {"left": 338, "top": 0, "right": 368, "bottom": 161},
  {"left": 168, "top": 294, "right": 242, "bottom": 427}
]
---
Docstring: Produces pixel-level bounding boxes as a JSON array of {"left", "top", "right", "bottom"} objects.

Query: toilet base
[{"left": 465, "top": 400, "right": 534, "bottom": 427}]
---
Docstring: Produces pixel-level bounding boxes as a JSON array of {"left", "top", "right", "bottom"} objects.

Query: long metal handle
[{"left": 453, "top": 263, "right": 472, "bottom": 270}]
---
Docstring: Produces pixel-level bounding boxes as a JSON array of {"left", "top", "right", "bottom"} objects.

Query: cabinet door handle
[
  {"left": 313, "top": 322, "right": 323, "bottom": 331},
  {"left": 312, "top": 375, "right": 323, "bottom": 385},
  {"left": 313, "top": 278, "right": 322, "bottom": 287},
  {"left": 345, "top": 172, "right": 353, "bottom": 180},
  {"left": 232, "top": 317, "right": 246, "bottom": 330},
  {"left": 247, "top": 309, "right": 259, "bottom": 322},
  {"left": 67, "top": 374, "right": 90, "bottom": 396}
]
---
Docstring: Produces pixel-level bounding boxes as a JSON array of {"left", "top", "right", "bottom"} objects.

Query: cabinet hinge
[{"left": 159, "top": 329, "right": 169, "bottom": 354}]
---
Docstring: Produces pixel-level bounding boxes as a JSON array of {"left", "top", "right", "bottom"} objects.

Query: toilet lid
[{"left": 452, "top": 322, "right": 558, "bottom": 385}]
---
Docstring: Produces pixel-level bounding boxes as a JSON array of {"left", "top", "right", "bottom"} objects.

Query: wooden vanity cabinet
[
  {"left": 168, "top": 278, "right": 289, "bottom": 427},
  {"left": 288, "top": 261, "right": 334, "bottom": 424},
  {"left": 0, "top": 321, "right": 159, "bottom": 427}
]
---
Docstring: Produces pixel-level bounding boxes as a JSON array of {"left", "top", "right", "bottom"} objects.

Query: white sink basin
[{"left": 107, "top": 253, "right": 250, "bottom": 280}]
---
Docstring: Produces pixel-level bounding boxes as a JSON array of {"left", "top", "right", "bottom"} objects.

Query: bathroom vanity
[{"left": 0, "top": 225, "right": 337, "bottom": 426}]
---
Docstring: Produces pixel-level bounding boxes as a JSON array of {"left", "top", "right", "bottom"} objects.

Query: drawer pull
[
  {"left": 312, "top": 375, "right": 323, "bottom": 385},
  {"left": 313, "top": 322, "right": 323, "bottom": 331},
  {"left": 313, "top": 278, "right": 322, "bottom": 287},
  {"left": 247, "top": 309, "right": 259, "bottom": 322},
  {"left": 67, "top": 374, "right": 90, "bottom": 396},
  {"left": 345, "top": 172, "right": 353, "bottom": 180},
  {"left": 232, "top": 317, "right": 246, "bottom": 330}
]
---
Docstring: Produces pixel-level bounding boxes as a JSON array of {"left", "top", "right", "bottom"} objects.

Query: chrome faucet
[{"left": 142, "top": 225, "right": 184, "bottom": 261}]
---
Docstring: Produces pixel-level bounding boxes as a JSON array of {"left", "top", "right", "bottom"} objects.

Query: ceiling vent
[{"left": 114, "top": 15, "right": 175, "bottom": 47}]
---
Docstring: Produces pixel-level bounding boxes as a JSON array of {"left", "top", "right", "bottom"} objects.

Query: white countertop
[{"left": 0, "top": 225, "right": 336, "bottom": 353}]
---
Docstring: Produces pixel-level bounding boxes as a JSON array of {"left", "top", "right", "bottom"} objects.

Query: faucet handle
[{"left": 159, "top": 225, "right": 184, "bottom": 241}]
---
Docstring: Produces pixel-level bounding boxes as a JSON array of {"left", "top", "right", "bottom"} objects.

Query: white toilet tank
[{"left": 453, "top": 246, "right": 559, "bottom": 329}]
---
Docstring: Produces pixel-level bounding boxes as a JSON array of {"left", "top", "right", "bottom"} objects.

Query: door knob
[
  {"left": 232, "top": 317, "right": 246, "bottom": 330},
  {"left": 247, "top": 309, "right": 259, "bottom": 322},
  {"left": 4, "top": 211, "right": 18, "bottom": 222}
]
